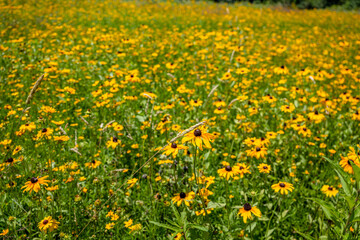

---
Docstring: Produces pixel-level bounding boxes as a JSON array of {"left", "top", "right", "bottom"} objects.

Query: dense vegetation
[{"left": 1, "top": 0, "right": 360, "bottom": 239}]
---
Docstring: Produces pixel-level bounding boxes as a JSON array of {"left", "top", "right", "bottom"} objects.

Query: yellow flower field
[{"left": 1, "top": 0, "right": 360, "bottom": 239}]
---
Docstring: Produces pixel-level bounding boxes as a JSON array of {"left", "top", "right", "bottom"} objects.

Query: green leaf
[
  {"left": 351, "top": 217, "right": 360, "bottom": 223},
  {"left": 324, "top": 157, "right": 351, "bottom": 196},
  {"left": 350, "top": 161, "right": 360, "bottom": 189},
  {"left": 293, "top": 228, "right": 316, "bottom": 240},
  {"left": 265, "top": 228, "right": 275, "bottom": 238},
  {"left": 335, "top": 169, "right": 352, "bottom": 196},
  {"left": 345, "top": 195, "right": 356, "bottom": 209},
  {"left": 308, "top": 198, "right": 339, "bottom": 222},
  {"left": 207, "top": 201, "right": 225, "bottom": 209},
  {"left": 188, "top": 224, "right": 208, "bottom": 232},
  {"left": 164, "top": 218, "right": 180, "bottom": 228},
  {"left": 171, "top": 204, "right": 182, "bottom": 224},
  {"left": 149, "top": 221, "right": 181, "bottom": 232}
]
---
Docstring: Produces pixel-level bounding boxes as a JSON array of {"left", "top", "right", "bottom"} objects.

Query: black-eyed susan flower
[
  {"left": 340, "top": 156, "right": 360, "bottom": 174},
  {"left": 280, "top": 103, "right": 295, "bottom": 113},
  {"left": 235, "top": 163, "right": 251, "bottom": 178},
  {"left": 85, "top": 160, "right": 101, "bottom": 169},
  {"left": 182, "top": 125, "right": 215, "bottom": 150},
  {"left": 237, "top": 203, "right": 261, "bottom": 223},
  {"left": 162, "top": 142, "right": 188, "bottom": 158},
  {"left": 190, "top": 99, "right": 203, "bottom": 107},
  {"left": 258, "top": 163, "right": 271, "bottom": 173},
  {"left": 321, "top": 185, "right": 338, "bottom": 197},
  {"left": 246, "top": 146, "right": 267, "bottom": 159},
  {"left": 19, "top": 122, "right": 36, "bottom": 133},
  {"left": 38, "top": 216, "right": 59, "bottom": 232},
  {"left": 217, "top": 165, "right": 240, "bottom": 180},
  {"left": 172, "top": 191, "right": 195, "bottom": 206},
  {"left": 36, "top": 128, "right": 53, "bottom": 140},
  {"left": 106, "top": 137, "right": 121, "bottom": 149},
  {"left": 271, "top": 182, "right": 294, "bottom": 195},
  {"left": 22, "top": 176, "right": 50, "bottom": 193}
]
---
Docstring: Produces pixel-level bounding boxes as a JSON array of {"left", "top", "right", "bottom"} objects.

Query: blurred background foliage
[{"left": 210, "top": 0, "right": 360, "bottom": 9}]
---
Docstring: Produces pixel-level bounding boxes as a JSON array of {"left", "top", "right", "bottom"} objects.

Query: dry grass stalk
[
  {"left": 102, "top": 120, "right": 115, "bottom": 132},
  {"left": 166, "top": 73, "right": 175, "bottom": 79},
  {"left": 25, "top": 74, "right": 45, "bottom": 104},
  {"left": 228, "top": 98, "right": 238, "bottom": 107},
  {"left": 142, "top": 93, "right": 153, "bottom": 100},
  {"left": 70, "top": 148, "right": 81, "bottom": 155},
  {"left": 169, "top": 120, "right": 206, "bottom": 143},
  {"left": 79, "top": 116, "right": 89, "bottom": 125},
  {"left": 59, "top": 126, "right": 67, "bottom": 135},
  {"left": 207, "top": 85, "right": 219, "bottom": 98}
]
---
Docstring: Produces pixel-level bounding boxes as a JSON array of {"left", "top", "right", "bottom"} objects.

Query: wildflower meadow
[{"left": 1, "top": 0, "right": 360, "bottom": 239}]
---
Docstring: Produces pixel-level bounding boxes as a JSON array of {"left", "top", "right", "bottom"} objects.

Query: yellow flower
[
  {"left": 246, "top": 146, "right": 267, "bottom": 159},
  {"left": 128, "top": 223, "right": 142, "bottom": 233},
  {"left": 321, "top": 185, "right": 338, "bottom": 197},
  {"left": 105, "top": 223, "right": 115, "bottom": 230},
  {"left": 106, "top": 137, "right": 121, "bottom": 149},
  {"left": 19, "top": 122, "right": 36, "bottom": 132},
  {"left": 340, "top": 156, "right": 360, "bottom": 174},
  {"left": 172, "top": 191, "right": 195, "bottom": 206},
  {"left": 217, "top": 165, "right": 239, "bottom": 180},
  {"left": 237, "top": 203, "right": 261, "bottom": 223},
  {"left": 124, "top": 219, "right": 133, "bottom": 228},
  {"left": 236, "top": 163, "right": 251, "bottom": 178},
  {"left": 21, "top": 176, "right": 50, "bottom": 193},
  {"left": 182, "top": 125, "right": 215, "bottom": 150},
  {"left": 85, "top": 160, "right": 101, "bottom": 169},
  {"left": 38, "top": 216, "right": 59, "bottom": 232},
  {"left": 271, "top": 182, "right": 294, "bottom": 195},
  {"left": 257, "top": 163, "right": 271, "bottom": 173},
  {"left": 195, "top": 208, "right": 213, "bottom": 216},
  {"left": 36, "top": 128, "right": 53, "bottom": 140},
  {"left": 127, "top": 178, "right": 138, "bottom": 189},
  {"left": 162, "top": 142, "right": 188, "bottom": 158},
  {"left": 280, "top": 103, "right": 295, "bottom": 113},
  {"left": 0, "top": 229, "right": 9, "bottom": 236}
]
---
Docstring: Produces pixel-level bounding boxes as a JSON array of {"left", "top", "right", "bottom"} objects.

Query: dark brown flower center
[
  {"left": 43, "top": 220, "right": 49, "bottom": 225},
  {"left": 279, "top": 183, "right": 286, "bottom": 188},
  {"left": 42, "top": 128, "right": 47, "bottom": 133},
  {"left": 92, "top": 160, "right": 96, "bottom": 164},
  {"left": 113, "top": 137, "right": 118, "bottom": 142},
  {"left": 194, "top": 129, "right": 201, "bottom": 137},
  {"left": 256, "top": 147, "right": 261, "bottom": 152},
  {"left": 263, "top": 166, "right": 268, "bottom": 169},
  {"left": 6, "top": 157, "right": 14, "bottom": 163},
  {"left": 180, "top": 192, "right": 186, "bottom": 198},
  {"left": 25, "top": 123, "right": 29, "bottom": 126},
  {"left": 240, "top": 166, "right": 244, "bottom": 170},
  {"left": 225, "top": 165, "right": 232, "bottom": 172},
  {"left": 328, "top": 187, "right": 333, "bottom": 191},
  {"left": 31, "top": 177, "right": 38, "bottom": 183},
  {"left": 171, "top": 142, "right": 177, "bottom": 148},
  {"left": 244, "top": 203, "right": 252, "bottom": 211}
]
